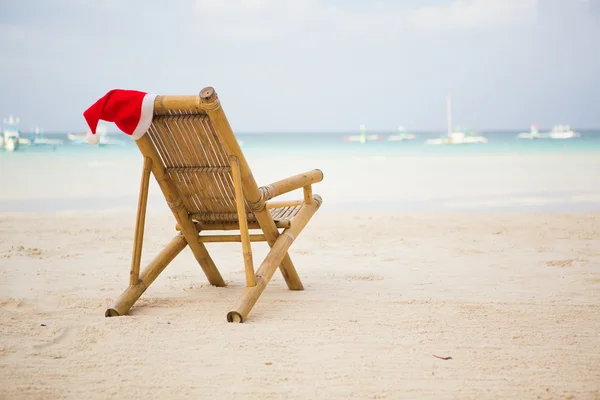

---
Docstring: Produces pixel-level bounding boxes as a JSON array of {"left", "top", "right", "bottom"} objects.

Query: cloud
[
  {"left": 407, "top": 0, "right": 538, "bottom": 30},
  {"left": 193, "top": 0, "right": 538, "bottom": 41},
  {"left": 194, "top": 0, "right": 327, "bottom": 41}
]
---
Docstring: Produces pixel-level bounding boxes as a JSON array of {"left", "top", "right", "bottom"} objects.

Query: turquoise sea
[
  {"left": 1, "top": 130, "right": 600, "bottom": 214},
  {"left": 4, "top": 130, "right": 600, "bottom": 155}
]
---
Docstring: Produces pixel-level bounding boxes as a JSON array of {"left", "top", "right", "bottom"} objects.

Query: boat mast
[{"left": 446, "top": 95, "right": 452, "bottom": 137}]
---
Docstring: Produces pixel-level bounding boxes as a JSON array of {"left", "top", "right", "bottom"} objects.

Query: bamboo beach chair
[{"left": 105, "top": 87, "right": 323, "bottom": 322}]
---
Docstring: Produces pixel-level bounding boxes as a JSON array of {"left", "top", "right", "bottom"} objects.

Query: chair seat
[
  {"left": 268, "top": 204, "right": 303, "bottom": 223},
  {"left": 190, "top": 204, "right": 302, "bottom": 227}
]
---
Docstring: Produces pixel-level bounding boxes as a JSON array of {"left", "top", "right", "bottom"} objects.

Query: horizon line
[{"left": 15, "top": 127, "right": 600, "bottom": 135}]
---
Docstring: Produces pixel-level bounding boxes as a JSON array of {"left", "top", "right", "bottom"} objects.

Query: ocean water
[{"left": 1, "top": 130, "right": 600, "bottom": 214}]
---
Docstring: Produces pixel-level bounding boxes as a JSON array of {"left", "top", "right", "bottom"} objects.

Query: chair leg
[
  {"left": 278, "top": 193, "right": 321, "bottom": 290},
  {"left": 252, "top": 211, "right": 303, "bottom": 291},
  {"left": 130, "top": 156, "right": 152, "bottom": 286},
  {"left": 227, "top": 201, "right": 319, "bottom": 322},
  {"left": 106, "top": 235, "right": 188, "bottom": 317},
  {"left": 186, "top": 240, "right": 226, "bottom": 287},
  {"left": 279, "top": 254, "right": 303, "bottom": 291},
  {"left": 230, "top": 155, "right": 256, "bottom": 287}
]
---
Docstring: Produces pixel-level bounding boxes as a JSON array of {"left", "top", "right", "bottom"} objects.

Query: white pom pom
[{"left": 86, "top": 131, "right": 100, "bottom": 145}]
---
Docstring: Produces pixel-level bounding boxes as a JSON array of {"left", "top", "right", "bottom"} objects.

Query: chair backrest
[{"left": 145, "top": 97, "right": 257, "bottom": 222}]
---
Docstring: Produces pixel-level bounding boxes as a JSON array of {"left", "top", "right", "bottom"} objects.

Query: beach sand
[{"left": 1, "top": 212, "right": 599, "bottom": 399}]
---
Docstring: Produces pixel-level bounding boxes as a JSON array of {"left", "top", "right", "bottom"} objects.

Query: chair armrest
[{"left": 260, "top": 169, "right": 323, "bottom": 201}]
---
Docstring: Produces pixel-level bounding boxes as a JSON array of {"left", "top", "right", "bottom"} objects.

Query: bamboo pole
[
  {"left": 227, "top": 198, "right": 321, "bottom": 322},
  {"left": 199, "top": 87, "right": 304, "bottom": 291},
  {"left": 261, "top": 170, "right": 323, "bottom": 201},
  {"left": 198, "top": 88, "right": 263, "bottom": 206},
  {"left": 129, "top": 157, "right": 152, "bottom": 286},
  {"left": 106, "top": 235, "right": 188, "bottom": 317},
  {"left": 136, "top": 135, "right": 226, "bottom": 287},
  {"left": 303, "top": 185, "right": 313, "bottom": 205},
  {"left": 153, "top": 96, "right": 205, "bottom": 115},
  {"left": 230, "top": 155, "right": 255, "bottom": 287},
  {"left": 199, "top": 234, "right": 266, "bottom": 243}
]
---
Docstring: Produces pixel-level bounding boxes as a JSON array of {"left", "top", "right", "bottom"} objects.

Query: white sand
[{"left": 1, "top": 212, "right": 599, "bottom": 399}]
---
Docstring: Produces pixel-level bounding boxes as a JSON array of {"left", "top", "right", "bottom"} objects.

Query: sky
[{"left": 0, "top": 0, "right": 598, "bottom": 133}]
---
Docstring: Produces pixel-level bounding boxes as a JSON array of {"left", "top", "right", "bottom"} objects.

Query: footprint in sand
[
  {"left": 33, "top": 325, "right": 109, "bottom": 353},
  {"left": 353, "top": 252, "right": 377, "bottom": 257},
  {"left": 544, "top": 259, "right": 579, "bottom": 268},
  {"left": 292, "top": 249, "right": 311, "bottom": 255},
  {"left": 32, "top": 327, "right": 71, "bottom": 350},
  {"left": 0, "top": 298, "right": 27, "bottom": 310},
  {"left": 346, "top": 274, "right": 384, "bottom": 281},
  {"left": 166, "top": 274, "right": 188, "bottom": 280},
  {"left": 456, "top": 248, "right": 485, "bottom": 255},
  {"left": 2, "top": 245, "right": 44, "bottom": 259}
]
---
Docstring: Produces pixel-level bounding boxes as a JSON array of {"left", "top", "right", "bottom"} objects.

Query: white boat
[
  {"left": 425, "top": 96, "right": 487, "bottom": 145},
  {"left": 69, "top": 124, "right": 126, "bottom": 146},
  {"left": 1, "top": 115, "right": 21, "bottom": 152},
  {"left": 343, "top": 124, "right": 384, "bottom": 144},
  {"left": 388, "top": 126, "right": 416, "bottom": 141},
  {"left": 546, "top": 125, "right": 580, "bottom": 139},
  {"left": 426, "top": 132, "right": 488, "bottom": 145},
  {"left": 517, "top": 124, "right": 546, "bottom": 140},
  {"left": 517, "top": 124, "right": 580, "bottom": 140},
  {"left": 31, "top": 127, "right": 63, "bottom": 146},
  {"left": 67, "top": 132, "right": 87, "bottom": 144}
]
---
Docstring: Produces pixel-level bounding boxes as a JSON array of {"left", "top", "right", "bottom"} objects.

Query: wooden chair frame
[{"left": 105, "top": 87, "right": 323, "bottom": 322}]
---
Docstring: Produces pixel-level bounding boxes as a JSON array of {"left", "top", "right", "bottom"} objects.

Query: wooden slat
[
  {"left": 173, "top": 115, "right": 221, "bottom": 212},
  {"left": 146, "top": 114, "right": 238, "bottom": 215},
  {"left": 198, "top": 234, "right": 266, "bottom": 243},
  {"left": 190, "top": 116, "right": 229, "bottom": 213},
  {"left": 166, "top": 166, "right": 231, "bottom": 174},
  {"left": 148, "top": 119, "right": 201, "bottom": 213},
  {"left": 199, "top": 117, "right": 239, "bottom": 213},
  {"left": 270, "top": 205, "right": 302, "bottom": 221},
  {"left": 189, "top": 204, "right": 302, "bottom": 224},
  {"left": 175, "top": 221, "right": 291, "bottom": 231}
]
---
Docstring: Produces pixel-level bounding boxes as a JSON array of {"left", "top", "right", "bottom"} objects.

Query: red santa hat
[{"left": 83, "top": 89, "right": 158, "bottom": 145}]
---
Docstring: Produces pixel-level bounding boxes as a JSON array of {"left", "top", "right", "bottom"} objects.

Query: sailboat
[{"left": 425, "top": 96, "right": 487, "bottom": 145}]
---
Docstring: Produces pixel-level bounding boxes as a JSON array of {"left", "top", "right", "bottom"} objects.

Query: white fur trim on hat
[
  {"left": 130, "top": 94, "right": 158, "bottom": 140},
  {"left": 86, "top": 130, "right": 101, "bottom": 145}
]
